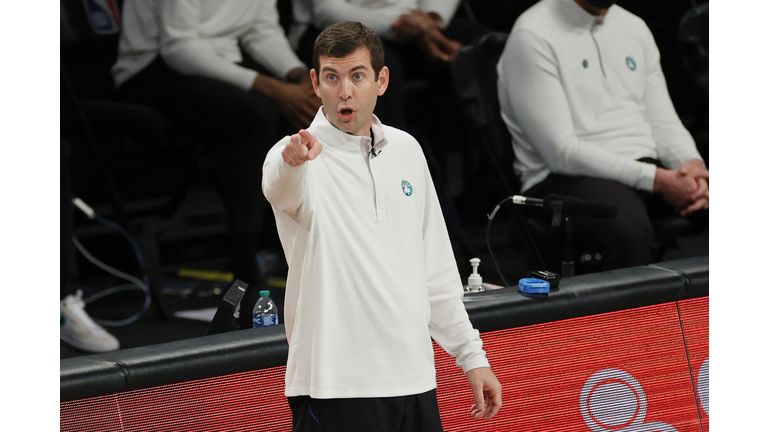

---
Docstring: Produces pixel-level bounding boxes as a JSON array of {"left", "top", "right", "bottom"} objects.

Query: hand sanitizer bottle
[{"left": 464, "top": 258, "right": 485, "bottom": 293}]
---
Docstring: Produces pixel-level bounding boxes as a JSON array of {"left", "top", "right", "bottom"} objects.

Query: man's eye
[
  {"left": 354, "top": 73, "right": 364, "bottom": 80},
  {"left": 327, "top": 75, "right": 337, "bottom": 81}
]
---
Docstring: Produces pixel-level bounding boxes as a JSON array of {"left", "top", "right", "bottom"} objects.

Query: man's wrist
[{"left": 653, "top": 167, "right": 671, "bottom": 193}]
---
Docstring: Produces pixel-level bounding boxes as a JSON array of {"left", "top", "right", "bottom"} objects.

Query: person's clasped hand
[
  {"left": 677, "top": 159, "right": 709, "bottom": 216},
  {"left": 393, "top": 10, "right": 462, "bottom": 63},
  {"left": 653, "top": 159, "right": 709, "bottom": 217}
]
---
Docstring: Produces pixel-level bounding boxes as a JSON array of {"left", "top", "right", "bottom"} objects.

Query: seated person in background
[
  {"left": 497, "top": 0, "right": 708, "bottom": 271},
  {"left": 112, "top": 0, "right": 321, "bottom": 318},
  {"left": 289, "top": 0, "right": 491, "bottom": 138}
]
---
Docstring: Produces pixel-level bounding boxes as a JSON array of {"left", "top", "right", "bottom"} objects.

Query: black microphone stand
[
  {"left": 548, "top": 199, "right": 575, "bottom": 278},
  {"left": 515, "top": 193, "right": 617, "bottom": 278}
]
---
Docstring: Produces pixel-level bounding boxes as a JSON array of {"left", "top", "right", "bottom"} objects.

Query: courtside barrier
[{"left": 61, "top": 256, "right": 708, "bottom": 431}]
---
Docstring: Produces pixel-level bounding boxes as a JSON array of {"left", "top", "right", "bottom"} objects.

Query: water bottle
[{"left": 252, "top": 290, "right": 279, "bottom": 328}]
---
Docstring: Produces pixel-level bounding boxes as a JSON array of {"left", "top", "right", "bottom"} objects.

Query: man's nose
[{"left": 339, "top": 79, "right": 353, "bottom": 99}]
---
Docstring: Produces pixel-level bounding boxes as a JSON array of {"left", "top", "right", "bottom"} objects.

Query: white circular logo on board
[
  {"left": 697, "top": 359, "right": 709, "bottom": 416},
  {"left": 580, "top": 368, "right": 647, "bottom": 431},
  {"left": 580, "top": 368, "right": 679, "bottom": 432}
]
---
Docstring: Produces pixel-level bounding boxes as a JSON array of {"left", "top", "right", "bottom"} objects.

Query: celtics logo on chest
[
  {"left": 626, "top": 56, "right": 636, "bottom": 71},
  {"left": 401, "top": 180, "right": 413, "bottom": 196}
]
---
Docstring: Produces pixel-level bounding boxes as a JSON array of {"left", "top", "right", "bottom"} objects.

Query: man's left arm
[
  {"left": 641, "top": 25, "right": 704, "bottom": 171},
  {"left": 641, "top": 26, "right": 708, "bottom": 215},
  {"left": 419, "top": 157, "right": 502, "bottom": 420}
]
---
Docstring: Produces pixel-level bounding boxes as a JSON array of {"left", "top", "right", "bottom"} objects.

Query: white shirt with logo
[
  {"left": 262, "top": 108, "right": 489, "bottom": 398},
  {"left": 497, "top": 0, "right": 703, "bottom": 193}
]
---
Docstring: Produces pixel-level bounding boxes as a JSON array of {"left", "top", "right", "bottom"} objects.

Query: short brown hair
[{"left": 313, "top": 21, "right": 385, "bottom": 78}]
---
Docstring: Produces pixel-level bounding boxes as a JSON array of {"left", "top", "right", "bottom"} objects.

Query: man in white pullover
[
  {"left": 497, "top": 0, "right": 709, "bottom": 270},
  {"left": 263, "top": 22, "right": 501, "bottom": 431},
  {"left": 112, "top": 0, "right": 321, "bottom": 316}
]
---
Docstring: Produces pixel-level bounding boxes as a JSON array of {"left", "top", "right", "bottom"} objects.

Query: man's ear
[
  {"left": 376, "top": 66, "right": 389, "bottom": 96},
  {"left": 310, "top": 69, "right": 321, "bottom": 98}
]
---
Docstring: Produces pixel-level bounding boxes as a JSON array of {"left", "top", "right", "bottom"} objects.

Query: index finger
[
  {"left": 290, "top": 130, "right": 306, "bottom": 147},
  {"left": 298, "top": 129, "right": 315, "bottom": 144}
]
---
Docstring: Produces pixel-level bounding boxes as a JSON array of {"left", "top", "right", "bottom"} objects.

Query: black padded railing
[{"left": 61, "top": 255, "right": 708, "bottom": 402}]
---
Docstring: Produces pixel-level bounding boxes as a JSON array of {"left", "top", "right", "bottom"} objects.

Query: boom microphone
[{"left": 512, "top": 194, "right": 618, "bottom": 219}]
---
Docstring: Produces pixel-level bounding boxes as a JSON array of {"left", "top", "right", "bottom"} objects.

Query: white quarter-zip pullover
[{"left": 263, "top": 108, "right": 489, "bottom": 398}]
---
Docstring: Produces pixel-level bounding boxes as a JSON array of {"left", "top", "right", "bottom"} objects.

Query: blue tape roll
[{"left": 518, "top": 278, "right": 551, "bottom": 294}]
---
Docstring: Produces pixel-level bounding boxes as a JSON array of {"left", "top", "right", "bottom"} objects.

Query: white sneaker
[{"left": 60, "top": 290, "right": 120, "bottom": 352}]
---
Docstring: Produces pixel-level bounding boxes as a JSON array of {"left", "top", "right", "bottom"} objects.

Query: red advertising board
[
  {"left": 435, "top": 298, "right": 709, "bottom": 431},
  {"left": 61, "top": 298, "right": 709, "bottom": 431}
]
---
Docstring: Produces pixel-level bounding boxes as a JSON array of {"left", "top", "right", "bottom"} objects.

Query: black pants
[
  {"left": 118, "top": 58, "right": 278, "bottom": 288},
  {"left": 525, "top": 170, "right": 708, "bottom": 271},
  {"left": 288, "top": 389, "right": 443, "bottom": 432}
]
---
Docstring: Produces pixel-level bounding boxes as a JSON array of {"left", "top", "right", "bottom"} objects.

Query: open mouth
[{"left": 339, "top": 107, "right": 355, "bottom": 118}]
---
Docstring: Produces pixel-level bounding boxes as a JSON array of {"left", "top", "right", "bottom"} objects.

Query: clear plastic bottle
[{"left": 252, "top": 290, "right": 279, "bottom": 328}]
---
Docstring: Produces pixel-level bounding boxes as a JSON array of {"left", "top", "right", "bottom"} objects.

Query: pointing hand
[{"left": 283, "top": 129, "right": 323, "bottom": 167}]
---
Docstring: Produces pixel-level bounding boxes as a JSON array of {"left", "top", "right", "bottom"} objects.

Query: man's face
[{"left": 310, "top": 47, "right": 389, "bottom": 137}]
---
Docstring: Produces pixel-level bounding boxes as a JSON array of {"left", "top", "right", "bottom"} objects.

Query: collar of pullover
[
  {"left": 554, "top": 0, "right": 611, "bottom": 30},
  {"left": 307, "top": 107, "right": 388, "bottom": 155}
]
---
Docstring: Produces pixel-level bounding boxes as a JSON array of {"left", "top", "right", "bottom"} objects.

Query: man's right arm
[
  {"left": 262, "top": 130, "right": 323, "bottom": 213},
  {"left": 640, "top": 22, "right": 703, "bottom": 171},
  {"left": 499, "top": 29, "right": 657, "bottom": 192}
]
